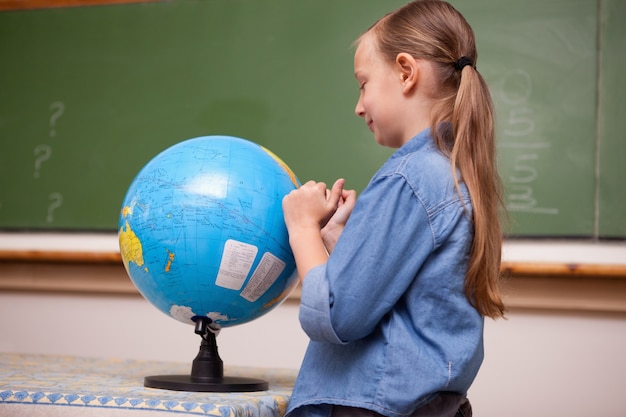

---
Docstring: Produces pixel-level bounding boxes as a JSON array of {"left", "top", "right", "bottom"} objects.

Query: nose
[{"left": 354, "top": 98, "right": 365, "bottom": 118}]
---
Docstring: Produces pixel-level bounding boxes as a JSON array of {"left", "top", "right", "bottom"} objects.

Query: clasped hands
[{"left": 282, "top": 179, "right": 356, "bottom": 280}]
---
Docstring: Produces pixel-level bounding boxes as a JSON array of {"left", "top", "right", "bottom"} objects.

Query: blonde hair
[{"left": 367, "top": 0, "right": 506, "bottom": 318}]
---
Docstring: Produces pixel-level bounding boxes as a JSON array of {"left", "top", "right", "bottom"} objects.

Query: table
[{"left": 0, "top": 353, "right": 296, "bottom": 416}]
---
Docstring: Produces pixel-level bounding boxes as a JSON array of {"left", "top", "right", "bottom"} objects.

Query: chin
[{"left": 375, "top": 135, "right": 401, "bottom": 149}]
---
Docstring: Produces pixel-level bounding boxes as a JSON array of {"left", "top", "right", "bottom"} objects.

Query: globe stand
[{"left": 144, "top": 317, "right": 269, "bottom": 392}]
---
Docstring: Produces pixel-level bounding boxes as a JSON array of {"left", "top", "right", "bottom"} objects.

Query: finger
[
  {"left": 342, "top": 189, "right": 357, "bottom": 205},
  {"left": 326, "top": 179, "right": 345, "bottom": 207},
  {"left": 301, "top": 180, "right": 320, "bottom": 189}
]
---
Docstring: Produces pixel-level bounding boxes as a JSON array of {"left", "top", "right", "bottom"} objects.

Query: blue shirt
[{"left": 286, "top": 129, "right": 484, "bottom": 417}]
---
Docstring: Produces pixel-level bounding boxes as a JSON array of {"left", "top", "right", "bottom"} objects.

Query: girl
[{"left": 282, "top": 1, "right": 505, "bottom": 416}]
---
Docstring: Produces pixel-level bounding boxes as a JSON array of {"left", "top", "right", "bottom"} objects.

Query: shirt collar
[{"left": 391, "top": 128, "right": 433, "bottom": 159}]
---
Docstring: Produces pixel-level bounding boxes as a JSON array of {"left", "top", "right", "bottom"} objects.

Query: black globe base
[
  {"left": 144, "top": 374, "right": 268, "bottom": 392},
  {"left": 144, "top": 317, "right": 269, "bottom": 393}
]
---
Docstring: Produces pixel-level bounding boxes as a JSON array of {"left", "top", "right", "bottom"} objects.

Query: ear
[{"left": 395, "top": 53, "right": 418, "bottom": 94}]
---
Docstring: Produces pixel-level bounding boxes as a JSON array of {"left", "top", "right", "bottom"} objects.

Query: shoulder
[{"left": 373, "top": 139, "right": 468, "bottom": 210}]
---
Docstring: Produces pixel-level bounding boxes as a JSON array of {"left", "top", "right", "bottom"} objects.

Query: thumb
[{"left": 326, "top": 178, "right": 345, "bottom": 207}]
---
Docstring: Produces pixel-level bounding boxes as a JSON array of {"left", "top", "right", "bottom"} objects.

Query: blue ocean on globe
[{"left": 118, "top": 136, "right": 300, "bottom": 328}]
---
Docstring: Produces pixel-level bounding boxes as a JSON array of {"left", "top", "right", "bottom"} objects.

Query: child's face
[{"left": 353, "top": 34, "right": 406, "bottom": 148}]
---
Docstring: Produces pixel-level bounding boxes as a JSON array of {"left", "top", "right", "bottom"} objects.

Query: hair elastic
[{"left": 454, "top": 56, "right": 474, "bottom": 71}]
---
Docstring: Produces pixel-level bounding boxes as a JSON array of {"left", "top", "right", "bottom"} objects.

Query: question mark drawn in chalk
[
  {"left": 33, "top": 144, "right": 52, "bottom": 179},
  {"left": 47, "top": 192, "right": 63, "bottom": 223},
  {"left": 49, "top": 101, "right": 65, "bottom": 138}
]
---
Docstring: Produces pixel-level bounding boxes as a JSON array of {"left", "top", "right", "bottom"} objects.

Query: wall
[
  {"left": 1, "top": 233, "right": 626, "bottom": 417},
  {"left": 1, "top": 290, "right": 626, "bottom": 417}
]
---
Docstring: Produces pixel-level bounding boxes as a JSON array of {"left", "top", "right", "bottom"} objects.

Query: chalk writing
[
  {"left": 34, "top": 101, "right": 65, "bottom": 224},
  {"left": 47, "top": 192, "right": 63, "bottom": 223},
  {"left": 49, "top": 101, "right": 64, "bottom": 138},
  {"left": 33, "top": 144, "right": 52, "bottom": 179},
  {"left": 497, "top": 69, "right": 558, "bottom": 215}
]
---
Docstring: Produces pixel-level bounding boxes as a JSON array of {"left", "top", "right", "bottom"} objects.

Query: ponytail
[{"left": 451, "top": 65, "right": 506, "bottom": 319}]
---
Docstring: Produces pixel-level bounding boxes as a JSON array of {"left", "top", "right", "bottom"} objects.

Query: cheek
[{"left": 361, "top": 92, "right": 377, "bottom": 115}]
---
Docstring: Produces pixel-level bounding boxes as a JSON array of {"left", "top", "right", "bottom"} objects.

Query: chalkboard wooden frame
[
  {"left": 0, "top": 0, "right": 157, "bottom": 11},
  {"left": 1, "top": 248, "right": 625, "bottom": 313}
]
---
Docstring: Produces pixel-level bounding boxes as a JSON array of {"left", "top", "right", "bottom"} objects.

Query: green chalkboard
[{"left": 0, "top": 0, "right": 623, "bottom": 238}]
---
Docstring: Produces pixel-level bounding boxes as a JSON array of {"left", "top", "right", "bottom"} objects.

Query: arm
[{"left": 299, "top": 174, "right": 437, "bottom": 343}]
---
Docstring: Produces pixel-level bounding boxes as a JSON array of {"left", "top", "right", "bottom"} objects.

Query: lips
[{"left": 367, "top": 120, "right": 373, "bottom": 132}]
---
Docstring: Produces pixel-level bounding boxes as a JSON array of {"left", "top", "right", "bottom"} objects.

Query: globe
[{"left": 118, "top": 135, "right": 300, "bottom": 329}]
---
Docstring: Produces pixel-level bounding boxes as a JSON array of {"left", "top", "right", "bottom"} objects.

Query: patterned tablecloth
[{"left": 0, "top": 353, "right": 297, "bottom": 416}]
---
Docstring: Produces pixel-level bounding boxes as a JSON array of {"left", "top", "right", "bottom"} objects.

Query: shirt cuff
[{"left": 299, "top": 264, "right": 346, "bottom": 344}]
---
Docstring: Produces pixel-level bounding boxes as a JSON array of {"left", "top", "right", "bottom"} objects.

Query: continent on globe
[
  {"left": 119, "top": 218, "right": 145, "bottom": 272},
  {"left": 118, "top": 136, "right": 300, "bottom": 329}
]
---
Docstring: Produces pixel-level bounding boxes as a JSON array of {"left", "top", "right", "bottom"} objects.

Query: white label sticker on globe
[
  {"left": 240, "top": 252, "right": 286, "bottom": 302},
  {"left": 216, "top": 239, "right": 259, "bottom": 290}
]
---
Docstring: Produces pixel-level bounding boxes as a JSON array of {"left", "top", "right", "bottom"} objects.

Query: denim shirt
[{"left": 286, "top": 129, "right": 484, "bottom": 417}]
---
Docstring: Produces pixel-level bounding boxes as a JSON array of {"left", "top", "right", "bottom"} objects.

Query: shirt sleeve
[{"left": 299, "top": 171, "right": 437, "bottom": 343}]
